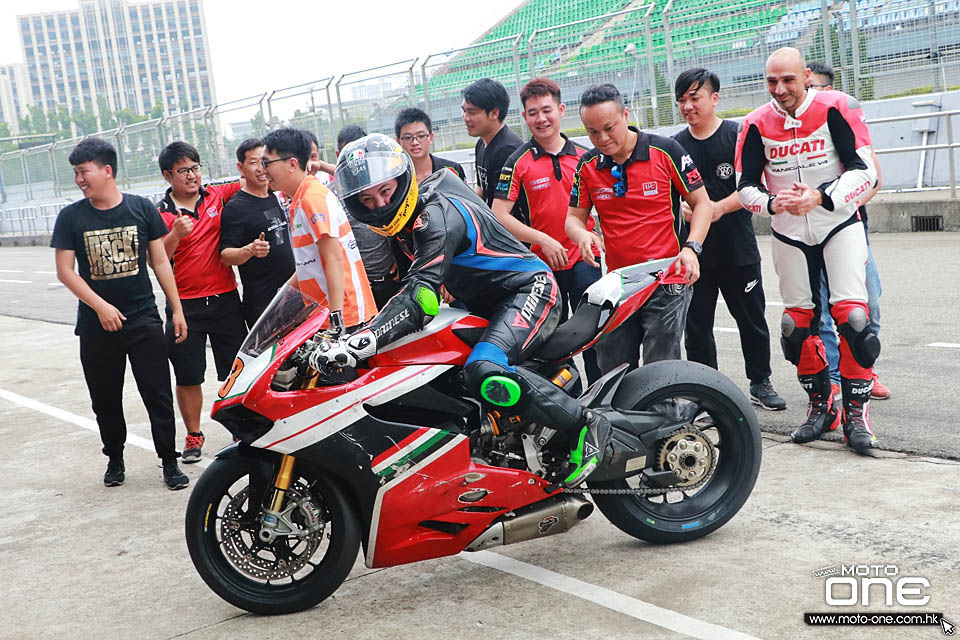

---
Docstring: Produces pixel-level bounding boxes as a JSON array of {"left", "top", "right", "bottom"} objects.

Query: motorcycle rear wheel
[
  {"left": 185, "top": 456, "right": 360, "bottom": 614},
  {"left": 589, "top": 360, "right": 762, "bottom": 544}
]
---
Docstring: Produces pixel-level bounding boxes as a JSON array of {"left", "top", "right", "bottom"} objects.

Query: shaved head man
[{"left": 765, "top": 47, "right": 811, "bottom": 116}]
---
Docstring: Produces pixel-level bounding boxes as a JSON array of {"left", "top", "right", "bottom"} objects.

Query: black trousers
[
  {"left": 684, "top": 262, "right": 772, "bottom": 384},
  {"left": 79, "top": 310, "right": 178, "bottom": 461}
]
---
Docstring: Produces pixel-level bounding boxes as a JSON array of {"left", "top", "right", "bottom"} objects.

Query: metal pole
[
  {"left": 323, "top": 77, "right": 337, "bottom": 161},
  {"left": 266, "top": 90, "right": 277, "bottom": 127},
  {"left": 928, "top": 0, "right": 941, "bottom": 91},
  {"left": 528, "top": 29, "right": 539, "bottom": 80},
  {"left": 851, "top": 0, "right": 861, "bottom": 99},
  {"left": 821, "top": 0, "right": 833, "bottom": 69},
  {"left": 256, "top": 93, "right": 267, "bottom": 134},
  {"left": 335, "top": 75, "right": 346, "bottom": 130},
  {"left": 407, "top": 58, "right": 418, "bottom": 108},
  {"left": 115, "top": 125, "right": 129, "bottom": 189},
  {"left": 20, "top": 151, "right": 31, "bottom": 201},
  {"left": 663, "top": 0, "right": 676, "bottom": 125},
  {"left": 512, "top": 34, "right": 523, "bottom": 103},
  {"left": 834, "top": 12, "right": 846, "bottom": 93},
  {"left": 644, "top": 9, "right": 658, "bottom": 128},
  {"left": 947, "top": 114, "right": 956, "bottom": 199},
  {"left": 48, "top": 143, "right": 61, "bottom": 198},
  {"left": 421, "top": 54, "right": 433, "bottom": 115}
]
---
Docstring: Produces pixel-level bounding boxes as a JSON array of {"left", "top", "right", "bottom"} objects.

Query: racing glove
[{"left": 308, "top": 329, "right": 377, "bottom": 370}]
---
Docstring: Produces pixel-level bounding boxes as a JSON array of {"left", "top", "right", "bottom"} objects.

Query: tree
[
  {"left": 97, "top": 96, "right": 117, "bottom": 130},
  {"left": 27, "top": 105, "right": 49, "bottom": 133},
  {"left": 150, "top": 102, "right": 164, "bottom": 119},
  {"left": 72, "top": 102, "right": 99, "bottom": 135},
  {"left": 115, "top": 108, "right": 147, "bottom": 125}
]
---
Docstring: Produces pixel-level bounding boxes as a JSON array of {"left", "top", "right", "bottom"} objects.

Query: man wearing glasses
[
  {"left": 395, "top": 108, "right": 466, "bottom": 183},
  {"left": 565, "top": 84, "right": 712, "bottom": 373},
  {"left": 158, "top": 141, "right": 247, "bottom": 464}
]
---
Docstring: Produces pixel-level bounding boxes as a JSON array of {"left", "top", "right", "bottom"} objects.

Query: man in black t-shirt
[
  {"left": 51, "top": 137, "right": 191, "bottom": 490},
  {"left": 220, "top": 138, "right": 295, "bottom": 328},
  {"left": 395, "top": 107, "right": 467, "bottom": 183},
  {"left": 672, "top": 68, "right": 786, "bottom": 411},
  {"left": 462, "top": 78, "right": 525, "bottom": 216}
]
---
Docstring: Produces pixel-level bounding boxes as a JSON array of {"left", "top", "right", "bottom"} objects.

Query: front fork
[{"left": 258, "top": 454, "right": 299, "bottom": 543}]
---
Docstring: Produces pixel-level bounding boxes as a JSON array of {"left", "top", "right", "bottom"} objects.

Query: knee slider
[
  {"left": 464, "top": 342, "right": 526, "bottom": 410},
  {"left": 780, "top": 313, "right": 810, "bottom": 366}
]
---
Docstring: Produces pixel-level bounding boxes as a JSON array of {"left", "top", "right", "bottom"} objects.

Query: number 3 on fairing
[{"left": 218, "top": 358, "right": 244, "bottom": 398}]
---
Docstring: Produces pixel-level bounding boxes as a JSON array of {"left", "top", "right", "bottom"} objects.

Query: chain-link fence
[{"left": 3, "top": 0, "right": 960, "bottom": 212}]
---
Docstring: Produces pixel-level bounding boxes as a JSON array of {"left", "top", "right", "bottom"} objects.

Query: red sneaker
[{"left": 870, "top": 373, "right": 891, "bottom": 400}]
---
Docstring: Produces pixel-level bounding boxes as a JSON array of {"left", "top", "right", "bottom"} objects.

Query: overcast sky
[{"left": 0, "top": 0, "right": 526, "bottom": 106}]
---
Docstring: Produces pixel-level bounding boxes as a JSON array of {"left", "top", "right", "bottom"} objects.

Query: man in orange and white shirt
[{"left": 261, "top": 127, "right": 376, "bottom": 332}]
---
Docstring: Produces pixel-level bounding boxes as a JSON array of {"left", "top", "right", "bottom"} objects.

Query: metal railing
[
  {"left": 2, "top": 0, "right": 959, "bottom": 212},
  {"left": 869, "top": 108, "right": 959, "bottom": 198}
]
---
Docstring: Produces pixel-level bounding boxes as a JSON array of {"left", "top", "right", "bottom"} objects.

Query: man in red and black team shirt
[
  {"left": 462, "top": 78, "right": 524, "bottom": 209},
  {"left": 566, "top": 84, "right": 711, "bottom": 373},
  {"left": 159, "top": 141, "right": 247, "bottom": 464},
  {"left": 672, "top": 68, "right": 787, "bottom": 412},
  {"left": 493, "top": 78, "right": 601, "bottom": 384}
]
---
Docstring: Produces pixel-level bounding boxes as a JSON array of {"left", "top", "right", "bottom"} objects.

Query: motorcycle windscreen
[{"left": 240, "top": 284, "right": 323, "bottom": 357}]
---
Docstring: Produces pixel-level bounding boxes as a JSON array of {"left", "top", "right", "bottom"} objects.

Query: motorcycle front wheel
[
  {"left": 185, "top": 455, "right": 360, "bottom": 614},
  {"left": 590, "top": 360, "right": 762, "bottom": 544}
]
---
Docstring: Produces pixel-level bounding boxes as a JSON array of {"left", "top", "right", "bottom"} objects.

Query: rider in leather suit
[
  {"left": 318, "top": 134, "right": 610, "bottom": 487},
  {"left": 735, "top": 47, "right": 879, "bottom": 453}
]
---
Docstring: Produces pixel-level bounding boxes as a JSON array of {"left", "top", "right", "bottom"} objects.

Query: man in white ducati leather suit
[{"left": 735, "top": 48, "right": 880, "bottom": 454}]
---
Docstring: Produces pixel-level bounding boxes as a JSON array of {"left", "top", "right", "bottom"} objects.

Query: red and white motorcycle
[{"left": 185, "top": 256, "right": 762, "bottom": 614}]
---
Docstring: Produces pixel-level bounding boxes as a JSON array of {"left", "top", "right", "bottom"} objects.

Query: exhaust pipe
[{"left": 465, "top": 494, "right": 594, "bottom": 551}]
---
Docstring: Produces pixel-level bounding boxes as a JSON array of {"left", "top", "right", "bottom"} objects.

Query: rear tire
[
  {"left": 590, "top": 361, "right": 762, "bottom": 544},
  {"left": 185, "top": 456, "right": 360, "bottom": 614}
]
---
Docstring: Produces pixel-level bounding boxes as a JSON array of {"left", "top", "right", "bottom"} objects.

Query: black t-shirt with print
[
  {"left": 475, "top": 124, "right": 524, "bottom": 207},
  {"left": 673, "top": 120, "right": 761, "bottom": 270},
  {"left": 50, "top": 194, "right": 168, "bottom": 334},
  {"left": 219, "top": 190, "right": 295, "bottom": 314}
]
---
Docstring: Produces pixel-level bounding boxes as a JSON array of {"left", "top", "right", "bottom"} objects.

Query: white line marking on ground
[
  {"left": 0, "top": 269, "right": 25, "bottom": 273},
  {"left": 462, "top": 550, "right": 762, "bottom": 640},
  {"left": 35, "top": 270, "right": 57, "bottom": 274},
  {"left": 48, "top": 282, "right": 64, "bottom": 287},
  {"left": 928, "top": 342, "right": 960, "bottom": 349},
  {"left": 714, "top": 327, "right": 738, "bottom": 333},
  {"left": 0, "top": 388, "right": 210, "bottom": 468},
  {"left": 0, "top": 279, "right": 31, "bottom": 284}
]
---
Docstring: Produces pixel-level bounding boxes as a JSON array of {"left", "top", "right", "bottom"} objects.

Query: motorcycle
[{"left": 185, "top": 256, "right": 762, "bottom": 614}]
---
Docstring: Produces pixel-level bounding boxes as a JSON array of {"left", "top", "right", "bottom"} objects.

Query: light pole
[{"left": 625, "top": 43, "right": 642, "bottom": 127}]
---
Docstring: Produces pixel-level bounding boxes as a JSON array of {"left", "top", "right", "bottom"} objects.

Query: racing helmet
[{"left": 334, "top": 134, "right": 419, "bottom": 237}]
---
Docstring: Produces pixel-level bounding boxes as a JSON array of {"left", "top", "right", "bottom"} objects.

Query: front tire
[
  {"left": 590, "top": 361, "right": 762, "bottom": 544},
  {"left": 185, "top": 456, "right": 360, "bottom": 614}
]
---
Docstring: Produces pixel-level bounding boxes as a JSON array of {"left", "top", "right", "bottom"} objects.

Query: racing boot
[
  {"left": 841, "top": 377, "right": 877, "bottom": 454},
  {"left": 792, "top": 368, "right": 840, "bottom": 444},
  {"left": 561, "top": 410, "right": 612, "bottom": 488}
]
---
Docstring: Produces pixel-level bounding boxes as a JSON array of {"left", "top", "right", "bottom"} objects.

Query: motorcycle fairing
[
  {"left": 369, "top": 309, "right": 488, "bottom": 367},
  {"left": 249, "top": 364, "right": 453, "bottom": 454},
  {"left": 365, "top": 434, "right": 556, "bottom": 568}
]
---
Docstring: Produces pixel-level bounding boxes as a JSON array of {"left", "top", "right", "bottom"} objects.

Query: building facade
[
  {"left": 0, "top": 64, "right": 31, "bottom": 134},
  {"left": 17, "top": 0, "right": 216, "bottom": 122}
]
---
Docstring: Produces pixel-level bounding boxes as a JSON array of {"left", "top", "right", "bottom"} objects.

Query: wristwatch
[{"left": 683, "top": 241, "right": 703, "bottom": 257}]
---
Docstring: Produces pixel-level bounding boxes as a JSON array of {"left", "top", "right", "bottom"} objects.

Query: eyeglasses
[
  {"left": 260, "top": 156, "right": 292, "bottom": 167},
  {"left": 175, "top": 164, "right": 203, "bottom": 176},
  {"left": 399, "top": 133, "right": 430, "bottom": 144},
  {"left": 611, "top": 163, "right": 626, "bottom": 198},
  {"left": 809, "top": 84, "right": 830, "bottom": 89}
]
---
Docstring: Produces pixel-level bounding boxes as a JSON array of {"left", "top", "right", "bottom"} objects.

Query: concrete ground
[{"left": 0, "top": 232, "right": 958, "bottom": 639}]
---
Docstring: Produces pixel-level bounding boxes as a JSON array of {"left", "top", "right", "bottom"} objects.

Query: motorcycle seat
[{"left": 530, "top": 302, "right": 602, "bottom": 362}]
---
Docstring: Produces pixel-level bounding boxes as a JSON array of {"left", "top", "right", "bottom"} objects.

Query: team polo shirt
[
  {"left": 158, "top": 180, "right": 242, "bottom": 300},
  {"left": 570, "top": 127, "right": 704, "bottom": 271},
  {"left": 289, "top": 175, "right": 376, "bottom": 327},
  {"left": 495, "top": 134, "right": 596, "bottom": 271}
]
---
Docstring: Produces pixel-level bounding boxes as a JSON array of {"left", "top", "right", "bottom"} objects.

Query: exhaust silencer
[{"left": 465, "top": 494, "right": 594, "bottom": 552}]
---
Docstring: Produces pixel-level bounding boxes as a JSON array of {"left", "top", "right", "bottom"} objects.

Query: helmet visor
[{"left": 333, "top": 148, "right": 407, "bottom": 199}]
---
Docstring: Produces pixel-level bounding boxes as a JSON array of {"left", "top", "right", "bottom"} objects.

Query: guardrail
[{"left": 868, "top": 108, "right": 958, "bottom": 199}]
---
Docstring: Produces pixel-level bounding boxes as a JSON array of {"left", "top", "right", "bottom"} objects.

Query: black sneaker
[
  {"left": 750, "top": 379, "right": 787, "bottom": 411},
  {"left": 162, "top": 459, "right": 189, "bottom": 490},
  {"left": 104, "top": 457, "right": 125, "bottom": 487}
]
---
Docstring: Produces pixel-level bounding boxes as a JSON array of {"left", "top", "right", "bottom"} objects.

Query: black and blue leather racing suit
[{"left": 364, "top": 169, "right": 586, "bottom": 434}]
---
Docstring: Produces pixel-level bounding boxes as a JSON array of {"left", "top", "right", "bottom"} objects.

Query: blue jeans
[{"left": 820, "top": 242, "right": 881, "bottom": 383}]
